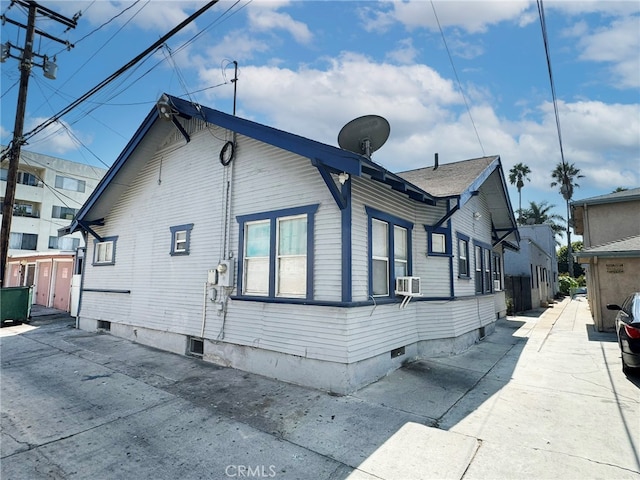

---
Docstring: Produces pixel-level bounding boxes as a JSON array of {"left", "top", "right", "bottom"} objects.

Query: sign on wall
[{"left": 606, "top": 263, "right": 624, "bottom": 274}]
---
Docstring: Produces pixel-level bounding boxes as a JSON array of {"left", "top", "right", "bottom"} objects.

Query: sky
[{"left": 1, "top": 0, "right": 639, "bottom": 242}]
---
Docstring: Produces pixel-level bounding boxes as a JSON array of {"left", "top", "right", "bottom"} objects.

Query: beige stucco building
[{"left": 572, "top": 188, "right": 640, "bottom": 331}]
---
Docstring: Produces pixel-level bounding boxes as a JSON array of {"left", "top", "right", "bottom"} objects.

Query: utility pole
[{"left": 0, "top": 1, "right": 77, "bottom": 287}]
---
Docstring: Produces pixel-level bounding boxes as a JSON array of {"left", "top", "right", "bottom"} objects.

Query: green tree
[
  {"left": 519, "top": 200, "right": 565, "bottom": 242},
  {"left": 557, "top": 241, "right": 584, "bottom": 277},
  {"left": 612, "top": 187, "right": 628, "bottom": 193},
  {"left": 508, "top": 162, "right": 532, "bottom": 224},
  {"left": 550, "top": 162, "right": 584, "bottom": 277}
]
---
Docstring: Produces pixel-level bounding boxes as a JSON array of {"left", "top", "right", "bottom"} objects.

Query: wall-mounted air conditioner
[{"left": 395, "top": 276, "right": 421, "bottom": 296}]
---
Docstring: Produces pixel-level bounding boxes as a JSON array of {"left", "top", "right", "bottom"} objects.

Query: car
[{"left": 607, "top": 292, "right": 640, "bottom": 374}]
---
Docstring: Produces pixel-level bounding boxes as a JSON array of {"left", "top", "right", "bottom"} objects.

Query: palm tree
[
  {"left": 518, "top": 200, "right": 565, "bottom": 243},
  {"left": 550, "top": 162, "right": 584, "bottom": 277},
  {"left": 508, "top": 163, "right": 531, "bottom": 224}
]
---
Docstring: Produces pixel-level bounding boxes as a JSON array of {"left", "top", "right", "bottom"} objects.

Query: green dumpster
[{"left": 1, "top": 286, "right": 33, "bottom": 325}]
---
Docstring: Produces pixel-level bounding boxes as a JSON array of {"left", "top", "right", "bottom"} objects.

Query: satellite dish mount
[{"left": 338, "top": 115, "right": 390, "bottom": 159}]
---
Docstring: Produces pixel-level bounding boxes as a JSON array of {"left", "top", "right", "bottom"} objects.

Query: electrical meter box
[{"left": 217, "top": 259, "right": 234, "bottom": 287}]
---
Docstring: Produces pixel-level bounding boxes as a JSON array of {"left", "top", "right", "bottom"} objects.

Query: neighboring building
[
  {"left": 504, "top": 224, "right": 559, "bottom": 310},
  {"left": 65, "top": 94, "right": 519, "bottom": 393},
  {"left": 1, "top": 148, "right": 107, "bottom": 254},
  {"left": 5, "top": 251, "right": 78, "bottom": 312},
  {"left": 572, "top": 188, "right": 640, "bottom": 331},
  {"left": 1, "top": 148, "right": 106, "bottom": 311}
]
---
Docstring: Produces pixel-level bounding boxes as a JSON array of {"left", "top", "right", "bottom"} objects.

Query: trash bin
[{"left": 1, "top": 286, "right": 33, "bottom": 325}]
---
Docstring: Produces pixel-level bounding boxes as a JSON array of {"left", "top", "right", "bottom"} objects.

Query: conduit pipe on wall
[{"left": 201, "top": 282, "right": 207, "bottom": 338}]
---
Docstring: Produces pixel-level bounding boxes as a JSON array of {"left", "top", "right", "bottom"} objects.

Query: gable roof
[
  {"left": 398, "top": 156, "right": 520, "bottom": 247},
  {"left": 571, "top": 187, "right": 640, "bottom": 206},
  {"left": 63, "top": 94, "right": 518, "bottom": 248}
]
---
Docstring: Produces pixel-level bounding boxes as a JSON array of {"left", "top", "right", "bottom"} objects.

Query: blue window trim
[
  {"left": 365, "top": 206, "right": 414, "bottom": 298},
  {"left": 473, "top": 240, "right": 493, "bottom": 295},
  {"left": 236, "top": 204, "right": 318, "bottom": 301},
  {"left": 425, "top": 223, "right": 452, "bottom": 257},
  {"left": 92, "top": 236, "right": 118, "bottom": 266},
  {"left": 456, "top": 232, "right": 470, "bottom": 279},
  {"left": 170, "top": 223, "right": 194, "bottom": 256}
]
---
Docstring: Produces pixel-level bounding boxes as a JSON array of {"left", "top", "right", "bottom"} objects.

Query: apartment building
[{"left": 1, "top": 148, "right": 106, "bottom": 255}]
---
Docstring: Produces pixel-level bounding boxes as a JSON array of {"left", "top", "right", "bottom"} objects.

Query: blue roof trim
[
  {"left": 69, "top": 107, "right": 159, "bottom": 233},
  {"left": 169, "top": 95, "right": 437, "bottom": 206},
  {"left": 72, "top": 93, "right": 444, "bottom": 234}
]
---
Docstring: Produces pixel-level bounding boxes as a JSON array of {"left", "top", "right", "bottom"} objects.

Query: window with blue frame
[
  {"left": 170, "top": 223, "right": 194, "bottom": 256},
  {"left": 457, "top": 233, "right": 470, "bottom": 278},
  {"left": 237, "top": 205, "right": 317, "bottom": 300},
  {"left": 93, "top": 236, "right": 118, "bottom": 265},
  {"left": 474, "top": 241, "right": 493, "bottom": 294},
  {"left": 366, "top": 207, "right": 413, "bottom": 297},
  {"left": 425, "top": 224, "right": 451, "bottom": 256}
]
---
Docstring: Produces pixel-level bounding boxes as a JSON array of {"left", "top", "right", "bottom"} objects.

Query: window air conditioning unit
[{"left": 395, "top": 276, "right": 421, "bottom": 296}]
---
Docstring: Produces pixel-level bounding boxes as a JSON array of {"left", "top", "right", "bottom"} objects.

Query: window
[
  {"left": 475, "top": 245, "right": 483, "bottom": 294},
  {"left": 237, "top": 205, "right": 317, "bottom": 299},
  {"left": 55, "top": 175, "right": 86, "bottom": 192},
  {"left": 474, "top": 242, "right": 493, "bottom": 294},
  {"left": 457, "top": 233, "right": 470, "bottom": 278},
  {"left": 13, "top": 202, "right": 37, "bottom": 217},
  {"left": 277, "top": 215, "right": 307, "bottom": 296},
  {"left": 19, "top": 171, "right": 39, "bottom": 186},
  {"left": 49, "top": 236, "right": 80, "bottom": 250},
  {"left": 170, "top": 224, "right": 194, "bottom": 256},
  {"left": 484, "top": 249, "right": 491, "bottom": 292},
  {"left": 493, "top": 254, "right": 502, "bottom": 291},
  {"left": 366, "top": 207, "right": 413, "bottom": 297},
  {"left": 244, "top": 220, "right": 271, "bottom": 295},
  {"left": 93, "top": 236, "right": 117, "bottom": 265},
  {"left": 425, "top": 225, "right": 451, "bottom": 256},
  {"left": 9, "top": 233, "right": 37, "bottom": 250},
  {"left": 52, "top": 205, "right": 79, "bottom": 220}
]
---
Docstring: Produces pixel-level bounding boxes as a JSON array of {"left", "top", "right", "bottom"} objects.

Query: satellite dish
[{"left": 338, "top": 115, "right": 390, "bottom": 158}]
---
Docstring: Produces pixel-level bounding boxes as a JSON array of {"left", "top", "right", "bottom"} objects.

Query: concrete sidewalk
[{"left": 1, "top": 296, "right": 639, "bottom": 479}]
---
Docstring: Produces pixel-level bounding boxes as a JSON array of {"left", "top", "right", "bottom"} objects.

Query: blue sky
[{"left": 2, "top": 0, "right": 639, "bottom": 239}]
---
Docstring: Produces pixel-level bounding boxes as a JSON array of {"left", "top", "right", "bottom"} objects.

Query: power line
[
  {"left": 6, "top": 0, "right": 220, "bottom": 152},
  {"left": 430, "top": 1, "right": 485, "bottom": 157},
  {"left": 537, "top": 0, "right": 566, "bottom": 166}
]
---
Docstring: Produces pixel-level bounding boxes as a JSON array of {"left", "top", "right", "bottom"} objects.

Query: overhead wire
[
  {"left": 430, "top": 1, "right": 486, "bottom": 156},
  {"left": 537, "top": 0, "right": 566, "bottom": 166},
  {"left": 7, "top": 1, "right": 222, "bottom": 156},
  {"left": 3, "top": 0, "right": 244, "bottom": 165}
]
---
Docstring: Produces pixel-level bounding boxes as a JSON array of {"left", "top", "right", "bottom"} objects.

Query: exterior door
[
  {"left": 52, "top": 261, "right": 72, "bottom": 311},
  {"left": 25, "top": 264, "right": 36, "bottom": 287},
  {"left": 36, "top": 262, "right": 52, "bottom": 306},
  {"left": 8, "top": 264, "right": 21, "bottom": 286}
]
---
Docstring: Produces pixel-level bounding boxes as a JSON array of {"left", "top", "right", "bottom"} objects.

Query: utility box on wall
[{"left": 217, "top": 260, "right": 234, "bottom": 287}]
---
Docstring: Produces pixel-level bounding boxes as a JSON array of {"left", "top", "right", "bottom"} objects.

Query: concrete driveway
[{"left": 1, "top": 296, "right": 639, "bottom": 479}]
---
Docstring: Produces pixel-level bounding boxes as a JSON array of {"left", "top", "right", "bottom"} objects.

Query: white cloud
[
  {"left": 362, "top": 0, "right": 534, "bottom": 34},
  {"left": 574, "top": 15, "right": 640, "bottom": 89},
  {"left": 24, "top": 117, "right": 85, "bottom": 155},
  {"left": 49, "top": 1, "right": 203, "bottom": 32},
  {"left": 246, "top": 1, "right": 313, "bottom": 44},
  {"left": 386, "top": 38, "right": 419, "bottom": 64}
]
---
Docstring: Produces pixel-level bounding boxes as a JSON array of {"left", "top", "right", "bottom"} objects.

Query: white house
[
  {"left": 504, "top": 224, "right": 558, "bottom": 309},
  {"left": 65, "top": 94, "right": 519, "bottom": 393}
]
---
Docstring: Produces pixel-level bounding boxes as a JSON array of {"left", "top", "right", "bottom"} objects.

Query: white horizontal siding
[
  {"left": 80, "top": 116, "right": 500, "bottom": 369},
  {"left": 214, "top": 301, "right": 349, "bottom": 362}
]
